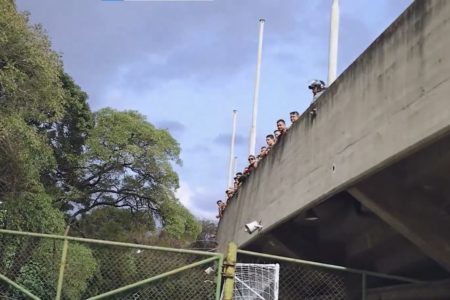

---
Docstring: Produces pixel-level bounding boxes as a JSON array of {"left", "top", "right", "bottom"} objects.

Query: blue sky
[{"left": 16, "top": 0, "right": 412, "bottom": 219}]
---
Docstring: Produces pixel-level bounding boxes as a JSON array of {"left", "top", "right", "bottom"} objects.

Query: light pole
[
  {"left": 249, "top": 18, "right": 265, "bottom": 156},
  {"left": 328, "top": 0, "right": 340, "bottom": 85},
  {"left": 227, "top": 110, "right": 237, "bottom": 187}
]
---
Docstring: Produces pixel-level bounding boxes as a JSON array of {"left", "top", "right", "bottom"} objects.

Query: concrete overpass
[{"left": 217, "top": 0, "right": 450, "bottom": 296}]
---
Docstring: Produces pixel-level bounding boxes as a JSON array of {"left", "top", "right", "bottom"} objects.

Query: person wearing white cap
[
  {"left": 308, "top": 79, "right": 327, "bottom": 103},
  {"left": 308, "top": 79, "right": 327, "bottom": 115}
]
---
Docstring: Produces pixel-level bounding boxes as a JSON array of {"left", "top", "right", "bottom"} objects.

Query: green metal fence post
[
  {"left": 55, "top": 226, "right": 70, "bottom": 300},
  {"left": 223, "top": 242, "right": 237, "bottom": 300},
  {"left": 215, "top": 254, "right": 224, "bottom": 300}
]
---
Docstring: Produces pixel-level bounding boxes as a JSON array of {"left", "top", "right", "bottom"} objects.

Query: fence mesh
[
  {"left": 0, "top": 231, "right": 221, "bottom": 300},
  {"left": 0, "top": 231, "right": 419, "bottom": 300},
  {"left": 111, "top": 265, "right": 216, "bottom": 300},
  {"left": 237, "top": 252, "right": 363, "bottom": 300},
  {"left": 234, "top": 263, "right": 279, "bottom": 300},
  {"left": 0, "top": 234, "right": 62, "bottom": 299}
]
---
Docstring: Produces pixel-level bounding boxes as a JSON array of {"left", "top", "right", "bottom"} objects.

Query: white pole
[
  {"left": 227, "top": 110, "right": 237, "bottom": 187},
  {"left": 233, "top": 156, "right": 238, "bottom": 175},
  {"left": 249, "top": 18, "right": 265, "bottom": 156},
  {"left": 327, "top": 0, "right": 339, "bottom": 85}
]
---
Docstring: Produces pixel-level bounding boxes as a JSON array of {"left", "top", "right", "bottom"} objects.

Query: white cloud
[
  {"left": 176, "top": 182, "right": 216, "bottom": 220},
  {"left": 175, "top": 181, "right": 193, "bottom": 208}
]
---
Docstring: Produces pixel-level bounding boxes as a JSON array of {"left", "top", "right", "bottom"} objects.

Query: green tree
[
  {"left": 65, "top": 108, "right": 200, "bottom": 240},
  {"left": 13, "top": 241, "right": 96, "bottom": 300},
  {"left": 0, "top": 0, "right": 65, "bottom": 124},
  {"left": 75, "top": 206, "right": 155, "bottom": 242},
  {"left": 0, "top": 0, "right": 68, "bottom": 233},
  {"left": 0, "top": 2, "right": 203, "bottom": 297},
  {"left": 73, "top": 207, "right": 188, "bottom": 298},
  {"left": 1, "top": 0, "right": 200, "bottom": 241},
  {"left": 0, "top": 116, "right": 63, "bottom": 233},
  {"left": 197, "top": 219, "right": 218, "bottom": 241},
  {"left": 0, "top": 3, "right": 97, "bottom": 297},
  {"left": 44, "top": 72, "right": 94, "bottom": 212},
  {"left": 159, "top": 198, "right": 201, "bottom": 241},
  {"left": 189, "top": 219, "right": 218, "bottom": 251}
]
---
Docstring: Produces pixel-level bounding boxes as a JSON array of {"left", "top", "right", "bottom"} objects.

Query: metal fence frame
[
  {"left": 0, "top": 229, "right": 224, "bottom": 300},
  {"left": 0, "top": 232, "right": 426, "bottom": 300},
  {"left": 235, "top": 245, "right": 424, "bottom": 300}
]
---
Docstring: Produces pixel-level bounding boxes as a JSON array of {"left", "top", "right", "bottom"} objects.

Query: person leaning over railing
[
  {"left": 273, "top": 129, "right": 281, "bottom": 140},
  {"left": 216, "top": 200, "right": 226, "bottom": 219},
  {"left": 276, "top": 119, "right": 288, "bottom": 138},
  {"left": 289, "top": 111, "right": 300, "bottom": 125},
  {"left": 265, "top": 134, "right": 276, "bottom": 153},
  {"left": 259, "top": 146, "right": 268, "bottom": 159},
  {"left": 308, "top": 79, "right": 327, "bottom": 115},
  {"left": 233, "top": 172, "right": 243, "bottom": 190},
  {"left": 246, "top": 155, "right": 258, "bottom": 173},
  {"left": 225, "top": 187, "right": 234, "bottom": 201},
  {"left": 226, "top": 111, "right": 307, "bottom": 201},
  {"left": 239, "top": 154, "right": 258, "bottom": 184}
]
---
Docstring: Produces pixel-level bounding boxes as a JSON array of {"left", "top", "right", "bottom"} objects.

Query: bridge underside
[
  {"left": 217, "top": 1, "right": 450, "bottom": 297},
  {"left": 243, "top": 131, "right": 450, "bottom": 284}
]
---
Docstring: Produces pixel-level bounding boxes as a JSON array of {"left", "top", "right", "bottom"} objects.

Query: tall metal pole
[
  {"left": 233, "top": 156, "right": 238, "bottom": 176},
  {"left": 327, "top": 0, "right": 339, "bottom": 85},
  {"left": 227, "top": 110, "right": 237, "bottom": 187},
  {"left": 249, "top": 18, "right": 265, "bottom": 156}
]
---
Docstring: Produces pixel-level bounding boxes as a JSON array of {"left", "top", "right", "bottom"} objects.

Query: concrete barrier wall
[{"left": 217, "top": 0, "right": 450, "bottom": 252}]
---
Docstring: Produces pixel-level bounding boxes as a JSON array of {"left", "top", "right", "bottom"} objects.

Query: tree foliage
[
  {"left": 13, "top": 241, "right": 96, "bottom": 300},
  {"left": 0, "top": 0, "right": 199, "bottom": 239},
  {"left": 0, "top": 1, "right": 204, "bottom": 297},
  {"left": 67, "top": 108, "right": 181, "bottom": 218},
  {"left": 159, "top": 198, "right": 201, "bottom": 241},
  {"left": 0, "top": 0, "right": 65, "bottom": 123},
  {"left": 75, "top": 206, "right": 156, "bottom": 242},
  {"left": 45, "top": 72, "right": 94, "bottom": 212},
  {"left": 0, "top": 0, "right": 67, "bottom": 234}
]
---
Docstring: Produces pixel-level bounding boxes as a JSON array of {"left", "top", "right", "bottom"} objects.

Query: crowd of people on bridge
[{"left": 216, "top": 80, "right": 327, "bottom": 219}]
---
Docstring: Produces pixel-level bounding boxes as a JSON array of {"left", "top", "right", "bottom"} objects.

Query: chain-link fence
[
  {"left": 0, "top": 232, "right": 425, "bottom": 300},
  {"left": 0, "top": 229, "right": 223, "bottom": 300},
  {"left": 235, "top": 249, "right": 422, "bottom": 300}
]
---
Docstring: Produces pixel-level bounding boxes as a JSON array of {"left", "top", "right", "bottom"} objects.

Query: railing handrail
[
  {"left": 0, "top": 228, "right": 223, "bottom": 257},
  {"left": 237, "top": 249, "right": 424, "bottom": 284}
]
